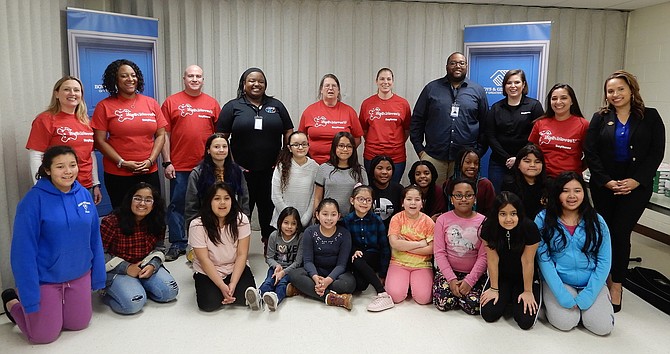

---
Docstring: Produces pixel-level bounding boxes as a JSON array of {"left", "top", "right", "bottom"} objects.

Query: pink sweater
[{"left": 433, "top": 211, "right": 487, "bottom": 287}]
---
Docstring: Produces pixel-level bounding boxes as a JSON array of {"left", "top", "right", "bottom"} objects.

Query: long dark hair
[
  {"left": 327, "top": 132, "right": 364, "bottom": 183},
  {"left": 196, "top": 133, "right": 244, "bottom": 201},
  {"left": 539, "top": 172, "right": 604, "bottom": 263},
  {"left": 101, "top": 59, "right": 145, "bottom": 96},
  {"left": 480, "top": 191, "right": 526, "bottom": 252},
  {"left": 542, "top": 83, "right": 583, "bottom": 119},
  {"left": 276, "top": 131, "right": 309, "bottom": 192},
  {"left": 599, "top": 70, "right": 645, "bottom": 118},
  {"left": 199, "top": 182, "right": 245, "bottom": 245},
  {"left": 37, "top": 145, "right": 78, "bottom": 181},
  {"left": 114, "top": 182, "right": 166, "bottom": 237},
  {"left": 277, "top": 206, "right": 303, "bottom": 237},
  {"left": 408, "top": 160, "right": 438, "bottom": 213}
]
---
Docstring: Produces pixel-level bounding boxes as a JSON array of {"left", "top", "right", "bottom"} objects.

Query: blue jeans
[
  {"left": 488, "top": 159, "right": 511, "bottom": 194},
  {"left": 364, "top": 160, "right": 406, "bottom": 185},
  {"left": 168, "top": 172, "right": 190, "bottom": 248},
  {"left": 104, "top": 266, "right": 179, "bottom": 315},
  {"left": 259, "top": 267, "right": 290, "bottom": 303}
]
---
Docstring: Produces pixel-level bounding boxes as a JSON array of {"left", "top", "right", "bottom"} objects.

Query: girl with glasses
[
  {"left": 314, "top": 132, "right": 367, "bottom": 216},
  {"left": 342, "top": 185, "right": 393, "bottom": 312},
  {"left": 100, "top": 182, "right": 178, "bottom": 315},
  {"left": 271, "top": 131, "right": 319, "bottom": 229},
  {"left": 433, "top": 178, "right": 487, "bottom": 315}
]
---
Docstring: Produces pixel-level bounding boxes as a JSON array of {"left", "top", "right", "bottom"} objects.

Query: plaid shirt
[
  {"left": 342, "top": 211, "right": 391, "bottom": 276},
  {"left": 101, "top": 214, "right": 162, "bottom": 264}
]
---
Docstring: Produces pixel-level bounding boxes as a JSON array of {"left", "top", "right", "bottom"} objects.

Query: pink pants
[
  {"left": 10, "top": 271, "right": 92, "bottom": 344},
  {"left": 385, "top": 264, "right": 433, "bottom": 304}
]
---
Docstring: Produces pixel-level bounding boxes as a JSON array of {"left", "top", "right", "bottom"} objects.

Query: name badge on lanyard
[
  {"left": 450, "top": 103, "right": 460, "bottom": 118},
  {"left": 254, "top": 115, "right": 263, "bottom": 130}
]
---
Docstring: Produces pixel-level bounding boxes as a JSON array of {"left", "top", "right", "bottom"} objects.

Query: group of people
[{"left": 2, "top": 53, "right": 665, "bottom": 343}]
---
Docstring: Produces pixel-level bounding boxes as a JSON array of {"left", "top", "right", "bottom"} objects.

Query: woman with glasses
[
  {"left": 100, "top": 183, "right": 178, "bottom": 314},
  {"left": 314, "top": 132, "right": 367, "bottom": 216},
  {"left": 432, "top": 178, "right": 487, "bottom": 315},
  {"left": 359, "top": 68, "right": 412, "bottom": 183},
  {"left": 299, "top": 73, "right": 363, "bottom": 164},
  {"left": 218, "top": 68, "right": 293, "bottom": 249},
  {"left": 271, "top": 131, "right": 319, "bottom": 229}
]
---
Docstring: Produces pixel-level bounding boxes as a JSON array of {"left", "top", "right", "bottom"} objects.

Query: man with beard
[{"left": 410, "top": 52, "right": 488, "bottom": 185}]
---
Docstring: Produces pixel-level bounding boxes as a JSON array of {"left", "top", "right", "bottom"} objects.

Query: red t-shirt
[
  {"left": 299, "top": 100, "right": 363, "bottom": 164},
  {"left": 162, "top": 91, "right": 220, "bottom": 171},
  {"left": 26, "top": 111, "right": 95, "bottom": 188},
  {"left": 91, "top": 94, "right": 168, "bottom": 176},
  {"left": 528, "top": 115, "right": 589, "bottom": 177},
  {"left": 359, "top": 94, "right": 411, "bottom": 162}
]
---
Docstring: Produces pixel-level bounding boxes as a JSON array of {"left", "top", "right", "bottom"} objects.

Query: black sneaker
[
  {"left": 165, "top": 247, "right": 186, "bottom": 262},
  {"left": 2, "top": 288, "right": 18, "bottom": 324}
]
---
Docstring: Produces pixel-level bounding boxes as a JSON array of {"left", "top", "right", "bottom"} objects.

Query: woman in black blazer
[{"left": 584, "top": 70, "right": 665, "bottom": 313}]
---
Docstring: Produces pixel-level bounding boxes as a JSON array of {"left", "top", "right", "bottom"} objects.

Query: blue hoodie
[
  {"left": 534, "top": 210, "right": 612, "bottom": 310},
  {"left": 11, "top": 179, "right": 106, "bottom": 313}
]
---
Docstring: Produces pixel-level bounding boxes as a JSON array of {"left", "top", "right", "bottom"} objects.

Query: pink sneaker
[{"left": 367, "top": 292, "right": 394, "bottom": 312}]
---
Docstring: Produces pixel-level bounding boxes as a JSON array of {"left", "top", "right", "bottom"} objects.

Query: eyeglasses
[
  {"left": 289, "top": 143, "right": 309, "bottom": 148},
  {"left": 337, "top": 144, "right": 354, "bottom": 150},
  {"left": 451, "top": 194, "right": 475, "bottom": 200},
  {"left": 355, "top": 197, "right": 373, "bottom": 204},
  {"left": 132, "top": 196, "right": 155, "bottom": 204},
  {"left": 448, "top": 61, "right": 467, "bottom": 67}
]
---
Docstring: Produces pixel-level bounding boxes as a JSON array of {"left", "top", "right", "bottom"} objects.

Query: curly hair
[
  {"left": 114, "top": 182, "right": 166, "bottom": 237},
  {"left": 101, "top": 59, "right": 145, "bottom": 96},
  {"left": 276, "top": 131, "right": 309, "bottom": 192}
]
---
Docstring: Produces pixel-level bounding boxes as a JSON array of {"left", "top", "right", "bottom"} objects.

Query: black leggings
[
  {"left": 243, "top": 169, "right": 275, "bottom": 239},
  {"left": 351, "top": 252, "right": 386, "bottom": 293},
  {"left": 288, "top": 268, "right": 355, "bottom": 301},
  {"left": 480, "top": 277, "right": 541, "bottom": 330},
  {"left": 193, "top": 266, "right": 256, "bottom": 312}
]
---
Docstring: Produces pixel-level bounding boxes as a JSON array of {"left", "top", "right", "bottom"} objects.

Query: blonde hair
[{"left": 47, "top": 76, "right": 89, "bottom": 126}]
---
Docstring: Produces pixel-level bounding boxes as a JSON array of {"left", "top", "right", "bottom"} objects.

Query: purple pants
[{"left": 10, "top": 271, "right": 93, "bottom": 344}]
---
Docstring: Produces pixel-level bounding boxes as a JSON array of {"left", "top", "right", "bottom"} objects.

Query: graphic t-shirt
[
  {"left": 162, "top": 91, "right": 220, "bottom": 171},
  {"left": 528, "top": 116, "right": 589, "bottom": 177},
  {"left": 433, "top": 211, "right": 487, "bottom": 286},
  {"left": 299, "top": 100, "right": 363, "bottom": 164},
  {"left": 359, "top": 94, "right": 411, "bottom": 162},
  {"left": 27, "top": 111, "right": 95, "bottom": 187},
  {"left": 91, "top": 94, "right": 168, "bottom": 176}
]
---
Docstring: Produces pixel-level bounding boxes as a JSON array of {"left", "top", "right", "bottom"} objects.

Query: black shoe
[
  {"left": 2, "top": 288, "right": 18, "bottom": 324},
  {"left": 612, "top": 289, "right": 623, "bottom": 313},
  {"left": 165, "top": 246, "right": 186, "bottom": 262}
]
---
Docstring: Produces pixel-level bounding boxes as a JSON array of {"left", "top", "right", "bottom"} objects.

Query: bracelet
[
  {"left": 146, "top": 158, "right": 153, "bottom": 166},
  {"left": 117, "top": 159, "right": 124, "bottom": 168},
  {"left": 489, "top": 287, "right": 499, "bottom": 292}
]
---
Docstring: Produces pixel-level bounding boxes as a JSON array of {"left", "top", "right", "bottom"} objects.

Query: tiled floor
[{"left": 1, "top": 232, "right": 669, "bottom": 353}]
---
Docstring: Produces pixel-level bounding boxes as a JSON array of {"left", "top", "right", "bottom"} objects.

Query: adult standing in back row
[
  {"left": 299, "top": 74, "right": 363, "bottom": 164},
  {"left": 411, "top": 52, "right": 488, "bottom": 186},
  {"left": 218, "top": 68, "right": 294, "bottom": 250},
  {"left": 161, "top": 65, "right": 220, "bottom": 261}
]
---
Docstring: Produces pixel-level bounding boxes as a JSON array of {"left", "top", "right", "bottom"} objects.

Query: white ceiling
[{"left": 406, "top": 0, "right": 669, "bottom": 11}]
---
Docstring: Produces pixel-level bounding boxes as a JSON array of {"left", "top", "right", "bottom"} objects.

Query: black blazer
[{"left": 584, "top": 107, "right": 665, "bottom": 189}]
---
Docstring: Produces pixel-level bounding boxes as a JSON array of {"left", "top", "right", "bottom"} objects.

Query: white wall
[
  {"left": 0, "top": 0, "right": 629, "bottom": 287},
  {"left": 626, "top": 1, "right": 670, "bottom": 235}
]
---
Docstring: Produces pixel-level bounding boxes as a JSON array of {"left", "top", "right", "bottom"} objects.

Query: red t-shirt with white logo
[
  {"left": 162, "top": 91, "right": 220, "bottom": 171},
  {"left": 298, "top": 100, "right": 363, "bottom": 164},
  {"left": 91, "top": 94, "right": 168, "bottom": 176},
  {"left": 359, "top": 94, "right": 412, "bottom": 162},
  {"left": 26, "top": 111, "right": 95, "bottom": 188},
  {"left": 528, "top": 115, "right": 589, "bottom": 177}
]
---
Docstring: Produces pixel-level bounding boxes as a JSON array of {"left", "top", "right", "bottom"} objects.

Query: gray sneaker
[
  {"left": 164, "top": 246, "right": 185, "bottom": 262},
  {"left": 263, "top": 291, "right": 279, "bottom": 311},
  {"left": 245, "top": 287, "right": 263, "bottom": 311}
]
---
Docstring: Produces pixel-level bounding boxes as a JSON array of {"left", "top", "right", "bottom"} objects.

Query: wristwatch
[{"left": 162, "top": 161, "right": 172, "bottom": 168}]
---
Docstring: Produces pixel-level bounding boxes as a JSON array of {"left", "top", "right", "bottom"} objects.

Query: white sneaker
[
  {"left": 245, "top": 287, "right": 262, "bottom": 311},
  {"left": 263, "top": 291, "right": 279, "bottom": 311},
  {"left": 367, "top": 292, "right": 394, "bottom": 312}
]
